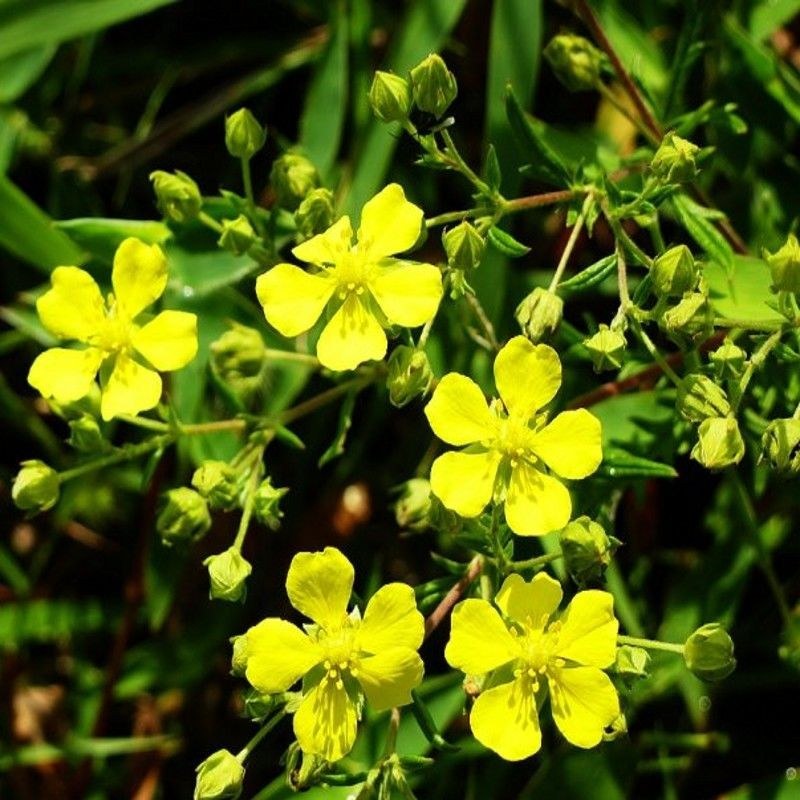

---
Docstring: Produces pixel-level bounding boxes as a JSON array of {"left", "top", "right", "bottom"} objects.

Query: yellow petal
[
  {"left": 255, "top": 263, "right": 334, "bottom": 337},
  {"left": 357, "top": 648, "right": 424, "bottom": 711},
  {"left": 470, "top": 677, "right": 542, "bottom": 761},
  {"left": 494, "top": 336, "right": 561, "bottom": 419},
  {"left": 554, "top": 590, "right": 618, "bottom": 668},
  {"left": 293, "top": 678, "right": 358, "bottom": 761},
  {"left": 28, "top": 347, "right": 105, "bottom": 404},
  {"left": 111, "top": 238, "right": 168, "bottom": 319},
  {"left": 504, "top": 461, "right": 571, "bottom": 536},
  {"left": 357, "top": 184, "right": 423, "bottom": 260},
  {"left": 131, "top": 310, "right": 198, "bottom": 371},
  {"left": 36, "top": 266, "right": 105, "bottom": 341},
  {"left": 430, "top": 449, "right": 502, "bottom": 518},
  {"left": 286, "top": 547, "right": 354, "bottom": 631},
  {"left": 358, "top": 583, "right": 424, "bottom": 654},
  {"left": 316, "top": 294, "right": 386, "bottom": 371},
  {"left": 530, "top": 409, "right": 602, "bottom": 479},
  {"left": 292, "top": 215, "right": 353, "bottom": 264},
  {"left": 444, "top": 598, "right": 519, "bottom": 674},
  {"left": 496, "top": 572, "right": 563, "bottom": 630},
  {"left": 369, "top": 260, "right": 442, "bottom": 327},
  {"left": 424, "top": 373, "right": 495, "bottom": 446},
  {"left": 100, "top": 354, "right": 162, "bottom": 421},
  {"left": 548, "top": 665, "right": 620, "bottom": 748},
  {"left": 244, "top": 618, "right": 323, "bottom": 693}
]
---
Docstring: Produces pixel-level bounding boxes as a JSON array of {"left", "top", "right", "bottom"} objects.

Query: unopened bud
[
  {"left": 394, "top": 478, "right": 433, "bottom": 533},
  {"left": 660, "top": 290, "right": 712, "bottom": 343},
  {"left": 410, "top": 54, "right": 457, "bottom": 118},
  {"left": 543, "top": 34, "right": 603, "bottom": 92},
  {"left": 225, "top": 108, "right": 265, "bottom": 160},
  {"left": 515, "top": 287, "right": 563, "bottom": 343},
  {"left": 194, "top": 749, "right": 244, "bottom": 800},
  {"left": 67, "top": 415, "right": 108, "bottom": 453},
  {"left": 676, "top": 374, "right": 731, "bottom": 423},
  {"left": 710, "top": 340, "right": 746, "bottom": 381},
  {"left": 369, "top": 71, "right": 412, "bottom": 123},
  {"left": 192, "top": 460, "right": 240, "bottom": 511},
  {"left": 204, "top": 547, "right": 252, "bottom": 602},
  {"left": 584, "top": 325, "right": 626, "bottom": 372},
  {"left": 295, "top": 188, "right": 335, "bottom": 242},
  {"left": 252, "top": 478, "right": 288, "bottom": 530},
  {"left": 157, "top": 488, "right": 211, "bottom": 545},
  {"left": 559, "top": 516, "right": 618, "bottom": 586},
  {"left": 764, "top": 233, "right": 800, "bottom": 294},
  {"left": 615, "top": 645, "right": 650, "bottom": 678},
  {"left": 651, "top": 245, "right": 697, "bottom": 297},
  {"left": 691, "top": 417, "right": 745, "bottom": 470},
  {"left": 650, "top": 133, "right": 700, "bottom": 184},
  {"left": 150, "top": 170, "right": 202, "bottom": 223},
  {"left": 683, "top": 623, "right": 736, "bottom": 681},
  {"left": 12, "top": 460, "right": 59, "bottom": 513},
  {"left": 230, "top": 635, "right": 249, "bottom": 677},
  {"left": 270, "top": 153, "right": 320, "bottom": 211},
  {"left": 210, "top": 324, "right": 267, "bottom": 401},
  {"left": 761, "top": 418, "right": 800, "bottom": 473},
  {"left": 218, "top": 215, "right": 256, "bottom": 256},
  {"left": 386, "top": 346, "right": 434, "bottom": 407},
  {"left": 442, "top": 221, "right": 484, "bottom": 271}
]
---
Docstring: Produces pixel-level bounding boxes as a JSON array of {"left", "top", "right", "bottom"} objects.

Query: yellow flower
[
  {"left": 445, "top": 572, "right": 620, "bottom": 760},
  {"left": 243, "top": 547, "right": 425, "bottom": 762},
  {"left": 255, "top": 184, "right": 442, "bottom": 371},
  {"left": 28, "top": 238, "right": 197, "bottom": 421},
  {"left": 424, "top": 336, "right": 602, "bottom": 536}
]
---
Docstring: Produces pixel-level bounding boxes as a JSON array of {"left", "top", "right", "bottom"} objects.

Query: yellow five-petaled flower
[
  {"left": 243, "top": 547, "right": 425, "bottom": 762},
  {"left": 256, "top": 184, "right": 443, "bottom": 371},
  {"left": 446, "top": 572, "right": 620, "bottom": 761},
  {"left": 424, "top": 336, "right": 602, "bottom": 536},
  {"left": 28, "top": 238, "right": 198, "bottom": 421}
]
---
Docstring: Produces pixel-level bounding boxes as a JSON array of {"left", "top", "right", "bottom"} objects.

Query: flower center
[
  {"left": 317, "top": 625, "right": 360, "bottom": 689},
  {"left": 493, "top": 412, "right": 535, "bottom": 461},
  {"left": 89, "top": 297, "right": 132, "bottom": 353},
  {"left": 331, "top": 249, "right": 374, "bottom": 299},
  {"left": 511, "top": 619, "right": 564, "bottom": 688}
]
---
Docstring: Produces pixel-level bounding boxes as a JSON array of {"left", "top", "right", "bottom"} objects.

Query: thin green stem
[
  {"left": 506, "top": 552, "right": 563, "bottom": 572},
  {"left": 58, "top": 434, "right": 172, "bottom": 482},
  {"left": 384, "top": 707, "right": 401, "bottom": 756},
  {"left": 616, "top": 242, "right": 631, "bottom": 312},
  {"left": 439, "top": 129, "right": 492, "bottom": 197},
  {"left": 278, "top": 374, "right": 375, "bottom": 426},
  {"left": 595, "top": 81, "right": 660, "bottom": 146},
  {"left": 117, "top": 414, "right": 170, "bottom": 433},
  {"left": 263, "top": 348, "right": 320, "bottom": 366},
  {"left": 233, "top": 449, "right": 267, "bottom": 551},
  {"left": 425, "top": 208, "right": 490, "bottom": 228},
  {"left": 713, "top": 317, "right": 787, "bottom": 333},
  {"left": 197, "top": 210, "right": 224, "bottom": 234},
  {"left": 464, "top": 291, "right": 499, "bottom": 351},
  {"left": 629, "top": 316, "right": 683, "bottom": 386},
  {"left": 734, "top": 329, "right": 783, "bottom": 412},
  {"left": 180, "top": 419, "right": 247, "bottom": 435},
  {"left": 549, "top": 194, "right": 593, "bottom": 292},
  {"left": 617, "top": 634, "right": 685, "bottom": 655},
  {"left": 236, "top": 709, "right": 287, "bottom": 763}
]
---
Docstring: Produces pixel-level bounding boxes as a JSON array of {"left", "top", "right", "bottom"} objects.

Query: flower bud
[
  {"left": 269, "top": 153, "right": 320, "bottom": 211},
  {"left": 394, "top": 478, "right": 433, "bottom": 533},
  {"left": 386, "top": 346, "right": 434, "bottom": 407},
  {"left": 676, "top": 374, "right": 731, "bottom": 423},
  {"left": 225, "top": 107, "right": 265, "bottom": 160},
  {"left": 252, "top": 478, "right": 288, "bottom": 530},
  {"left": 410, "top": 54, "right": 457, "bottom": 118},
  {"left": 149, "top": 169, "right": 202, "bottom": 222},
  {"left": 710, "top": 340, "right": 746, "bottom": 381},
  {"left": 691, "top": 417, "right": 745, "bottom": 470},
  {"left": 194, "top": 749, "right": 244, "bottom": 800},
  {"left": 230, "top": 634, "right": 249, "bottom": 677},
  {"left": 651, "top": 245, "right": 697, "bottom": 297},
  {"left": 760, "top": 418, "right": 800, "bottom": 473},
  {"left": 210, "top": 323, "right": 267, "bottom": 401},
  {"left": 156, "top": 488, "right": 211, "bottom": 545},
  {"left": 442, "top": 221, "right": 484, "bottom": 271},
  {"left": 295, "top": 188, "right": 335, "bottom": 242},
  {"left": 764, "top": 233, "right": 800, "bottom": 294},
  {"left": 615, "top": 645, "right": 650, "bottom": 678},
  {"left": 660, "top": 290, "right": 712, "bottom": 343},
  {"left": 447, "top": 269, "right": 471, "bottom": 299},
  {"left": 650, "top": 133, "right": 700, "bottom": 184},
  {"left": 543, "top": 34, "right": 603, "bottom": 92},
  {"left": 369, "top": 71, "right": 412, "bottom": 123},
  {"left": 218, "top": 215, "right": 256, "bottom": 256},
  {"left": 559, "top": 516, "right": 618, "bottom": 586},
  {"left": 192, "top": 460, "right": 240, "bottom": 511},
  {"left": 12, "top": 460, "right": 60, "bottom": 513},
  {"left": 67, "top": 414, "right": 108, "bottom": 454},
  {"left": 204, "top": 547, "right": 252, "bottom": 602},
  {"left": 583, "top": 325, "right": 626, "bottom": 372},
  {"left": 515, "top": 287, "right": 563, "bottom": 343},
  {"left": 683, "top": 623, "right": 736, "bottom": 681}
]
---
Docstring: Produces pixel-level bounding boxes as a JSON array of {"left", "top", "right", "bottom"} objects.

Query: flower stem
[
  {"left": 628, "top": 316, "right": 682, "bottom": 386},
  {"left": 236, "top": 709, "right": 287, "bottom": 763},
  {"left": 507, "top": 552, "right": 563, "bottom": 572},
  {"left": 424, "top": 556, "right": 484, "bottom": 639},
  {"left": 263, "top": 348, "right": 320, "bottom": 365},
  {"left": 233, "top": 447, "right": 267, "bottom": 551},
  {"left": 548, "top": 194, "right": 592, "bottom": 292},
  {"left": 58, "top": 435, "right": 172, "bottom": 483},
  {"left": 464, "top": 291, "right": 499, "bottom": 351},
  {"left": 617, "top": 634, "right": 685, "bottom": 655},
  {"left": 733, "top": 329, "right": 783, "bottom": 412},
  {"left": 197, "top": 210, "right": 224, "bottom": 234},
  {"left": 277, "top": 374, "right": 375, "bottom": 426}
]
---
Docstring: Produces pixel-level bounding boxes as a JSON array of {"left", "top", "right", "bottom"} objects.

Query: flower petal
[
  {"left": 255, "top": 263, "right": 334, "bottom": 338},
  {"left": 494, "top": 336, "right": 561, "bottom": 419},
  {"left": 286, "top": 547, "right": 354, "bottom": 630},
  {"left": 292, "top": 215, "right": 353, "bottom": 265},
  {"left": 111, "top": 238, "right": 168, "bottom": 319},
  {"left": 424, "top": 374, "right": 495, "bottom": 446},
  {"left": 358, "top": 583, "right": 424, "bottom": 654},
  {"left": 444, "top": 598, "right": 519, "bottom": 675},
  {"left": 554, "top": 590, "right": 618, "bottom": 668},
  {"left": 496, "top": 572, "right": 563, "bottom": 631},
  {"left": 504, "top": 461, "right": 571, "bottom": 536},
  {"left": 357, "top": 648, "right": 424, "bottom": 711},
  {"left": 100, "top": 354, "right": 162, "bottom": 421},
  {"left": 131, "top": 310, "right": 198, "bottom": 371},
  {"left": 548, "top": 666, "right": 620, "bottom": 748},
  {"left": 244, "top": 618, "right": 323, "bottom": 693},
  {"left": 28, "top": 347, "right": 105, "bottom": 404},
  {"left": 530, "top": 409, "right": 602, "bottom": 479},
  {"left": 430, "top": 449, "right": 502, "bottom": 518},
  {"left": 369, "top": 260, "right": 442, "bottom": 327},
  {"left": 357, "top": 184, "right": 423, "bottom": 260},
  {"left": 36, "top": 267, "right": 105, "bottom": 341},
  {"left": 316, "top": 294, "right": 387, "bottom": 371},
  {"left": 471, "top": 677, "right": 542, "bottom": 761},
  {"left": 293, "top": 678, "right": 358, "bottom": 762}
]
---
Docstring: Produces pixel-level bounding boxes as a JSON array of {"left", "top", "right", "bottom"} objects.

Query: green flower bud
[
  {"left": 369, "top": 71, "right": 412, "bottom": 123},
  {"left": 760, "top": 418, "right": 800, "bottom": 473},
  {"left": 583, "top": 325, "right": 626, "bottom": 372},
  {"left": 559, "top": 516, "right": 618, "bottom": 586},
  {"left": 650, "top": 133, "right": 700, "bottom": 184},
  {"left": 192, "top": 460, "right": 240, "bottom": 511},
  {"left": 269, "top": 153, "right": 320, "bottom": 211},
  {"left": 764, "top": 233, "right": 800, "bottom": 294},
  {"left": 442, "top": 221, "right": 485, "bottom": 271},
  {"left": 651, "top": 245, "right": 697, "bottom": 297},
  {"left": 225, "top": 107, "right": 266, "bottom": 160},
  {"left": 386, "top": 346, "right": 434, "bottom": 408},
  {"left": 204, "top": 547, "right": 252, "bottom": 602},
  {"left": 149, "top": 169, "right": 202, "bottom": 223},
  {"left": 218, "top": 215, "right": 256, "bottom": 256},
  {"left": 252, "top": 478, "right": 288, "bottom": 530},
  {"left": 614, "top": 645, "right": 650, "bottom": 678},
  {"left": 230, "top": 634, "right": 249, "bottom": 677},
  {"left": 447, "top": 269, "right": 471, "bottom": 299},
  {"left": 295, "top": 188, "right": 335, "bottom": 242},
  {"left": 12, "top": 460, "right": 60, "bottom": 513},
  {"left": 676, "top": 374, "right": 731, "bottom": 423},
  {"left": 67, "top": 414, "right": 109, "bottom": 454},
  {"left": 410, "top": 54, "right": 457, "bottom": 118},
  {"left": 691, "top": 417, "right": 745, "bottom": 470},
  {"left": 660, "top": 290, "right": 712, "bottom": 343},
  {"left": 157, "top": 488, "right": 211, "bottom": 545},
  {"left": 543, "top": 34, "right": 603, "bottom": 92},
  {"left": 683, "top": 623, "right": 736, "bottom": 682},
  {"left": 194, "top": 749, "right": 244, "bottom": 800},
  {"left": 210, "top": 323, "right": 267, "bottom": 401},
  {"left": 710, "top": 339, "right": 746, "bottom": 381},
  {"left": 515, "top": 287, "right": 563, "bottom": 343},
  {"left": 394, "top": 478, "right": 433, "bottom": 533}
]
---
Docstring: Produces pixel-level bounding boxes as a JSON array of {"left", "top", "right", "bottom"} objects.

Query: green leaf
[
  {"left": 165, "top": 241, "right": 259, "bottom": 298},
  {"left": 598, "top": 447, "right": 678, "bottom": 479},
  {"left": 705, "top": 255, "right": 783, "bottom": 324},
  {"left": 559, "top": 254, "right": 617, "bottom": 292},
  {"left": 483, "top": 144, "right": 502, "bottom": 193},
  {"left": 0, "top": 45, "right": 56, "bottom": 103},
  {"left": 56, "top": 218, "right": 170, "bottom": 263},
  {"left": 318, "top": 389, "right": 356, "bottom": 467},
  {"left": 487, "top": 225, "right": 530, "bottom": 257},
  {"left": 749, "top": 0, "right": 800, "bottom": 41},
  {"left": 669, "top": 193, "right": 734, "bottom": 273}
]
